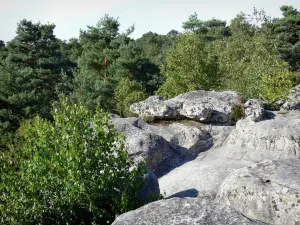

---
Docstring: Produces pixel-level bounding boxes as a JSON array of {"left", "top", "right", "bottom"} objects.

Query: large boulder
[
  {"left": 111, "top": 117, "right": 216, "bottom": 176},
  {"left": 112, "top": 197, "right": 266, "bottom": 225},
  {"left": 130, "top": 90, "right": 242, "bottom": 123},
  {"left": 126, "top": 132, "right": 176, "bottom": 175},
  {"left": 217, "top": 159, "right": 300, "bottom": 225},
  {"left": 142, "top": 122, "right": 213, "bottom": 156},
  {"left": 280, "top": 85, "right": 300, "bottom": 111},
  {"left": 213, "top": 112, "right": 300, "bottom": 162}
]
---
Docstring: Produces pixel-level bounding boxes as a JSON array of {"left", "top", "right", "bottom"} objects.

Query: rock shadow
[{"left": 165, "top": 188, "right": 199, "bottom": 199}]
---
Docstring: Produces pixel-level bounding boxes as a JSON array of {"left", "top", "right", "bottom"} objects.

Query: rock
[
  {"left": 111, "top": 117, "right": 218, "bottom": 176},
  {"left": 280, "top": 85, "right": 300, "bottom": 111},
  {"left": 143, "top": 122, "right": 213, "bottom": 156},
  {"left": 111, "top": 117, "right": 147, "bottom": 136},
  {"left": 244, "top": 99, "right": 266, "bottom": 122},
  {"left": 214, "top": 113, "right": 300, "bottom": 162},
  {"left": 159, "top": 158, "right": 253, "bottom": 198},
  {"left": 111, "top": 117, "right": 177, "bottom": 175},
  {"left": 126, "top": 132, "right": 176, "bottom": 175},
  {"left": 217, "top": 159, "right": 300, "bottom": 225},
  {"left": 112, "top": 197, "right": 266, "bottom": 225},
  {"left": 130, "top": 90, "right": 242, "bottom": 123},
  {"left": 159, "top": 111, "right": 300, "bottom": 199},
  {"left": 136, "top": 170, "right": 160, "bottom": 204}
]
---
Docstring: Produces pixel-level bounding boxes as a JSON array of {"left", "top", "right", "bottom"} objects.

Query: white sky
[{"left": 1, "top": 0, "right": 300, "bottom": 42}]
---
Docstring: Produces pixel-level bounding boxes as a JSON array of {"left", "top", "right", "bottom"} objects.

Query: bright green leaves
[
  {"left": 0, "top": 100, "right": 147, "bottom": 224},
  {"left": 260, "top": 61, "right": 293, "bottom": 103},
  {"left": 115, "top": 77, "right": 148, "bottom": 117},
  {"left": 157, "top": 34, "right": 221, "bottom": 99}
]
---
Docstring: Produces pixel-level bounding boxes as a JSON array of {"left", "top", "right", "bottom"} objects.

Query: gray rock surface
[
  {"left": 112, "top": 95, "right": 300, "bottom": 225},
  {"left": 159, "top": 111, "right": 300, "bottom": 198},
  {"left": 244, "top": 99, "right": 266, "bottom": 122},
  {"left": 130, "top": 90, "right": 242, "bottom": 123},
  {"left": 280, "top": 85, "right": 300, "bottom": 111},
  {"left": 159, "top": 158, "right": 253, "bottom": 198},
  {"left": 217, "top": 159, "right": 300, "bottom": 225},
  {"left": 111, "top": 117, "right": 219, "bottom": 175},
  {"left": 112, "top": 197, "right": 266, "bottom": 225},
  {"left": 126, "top": 132, "right": 176, "bottom": 174},
  {"left": 214, "top": 113, "right": 300, "bottom": 162}
]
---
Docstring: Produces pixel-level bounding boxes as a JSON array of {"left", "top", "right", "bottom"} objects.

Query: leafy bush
[
  {"left": 0, "top": 100, "right": 147, "bottom": 224},
  {"left": 115, "top": 77, "right": 148, "bottom": 117},
  {"left": 260, "top": 61, "right": 293, "bottom": 103}
]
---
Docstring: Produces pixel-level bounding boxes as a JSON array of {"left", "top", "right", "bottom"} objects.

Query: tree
[
  {"left": 115, "top": 77, "right": 147, "bottom": 116},
  {"left": 182, "top": 13, "right": 230, "bottom": 41},
  {"left": 263, "top": 6, "right": 300, "bottom": 71},
  {"left": 0, "top": 40, "right": 7, "bottom": 61},
  {"left": 0, "top": 20, "right": 70, "bottom": 149},
  {"left": 109, "top": 42, "right": 162, "bottom": 95},
  {"left": 156, "top": 34, "right": 221, "bottom": 99},
  {"left": 214, "top": 14, "right": 293, "bottom": 101},
  {"left": 0, "top": 100, "right": 148, "bottom": 224},
  {"left": 71, "top": 15, "right": 133, "bottom": 111}
]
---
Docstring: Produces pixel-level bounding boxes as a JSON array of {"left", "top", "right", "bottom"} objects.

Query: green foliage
[
  {"left": 263, "top": 6, "right": 300, "bottom": 71},
  {"left": 0, "top": 20, "right": 71, "bottom": 149},
  {"left": 260, "top": 61, "right": 293, "bottom": 103},
  {"left": 115, "top": 77, "right": 148, "bottom": 117},
  {"left": 157, "top": 34, "right": 221, "bottom": 99},
  {"left": 212, "top": 14, "right": 294, "bottom": 100},
  {"left": 0, "top": 100, "right": 147, "bottom": 224},
  {"left": 183, "top": 13, "right": 230, "bottom": 42},
  {"left": 141, "top": 116, "right": 155, "bottom": 124},
  {"left": 231, "top": 104, "right": 246, "bottom": 122},
  {"left": 71, "top": 15, "right": 131, "bottom": 111}
]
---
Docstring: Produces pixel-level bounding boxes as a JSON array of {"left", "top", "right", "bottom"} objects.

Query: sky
[{"left": 1, "top": 0, "right": 300, "bottom": 42}]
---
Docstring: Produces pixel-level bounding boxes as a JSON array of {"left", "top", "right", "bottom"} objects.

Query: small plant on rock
[{"left": 232, "top": 104, "right": 246, "bottom": 122}]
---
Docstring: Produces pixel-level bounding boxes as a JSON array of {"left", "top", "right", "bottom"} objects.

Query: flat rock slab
[
  {"left": 217, "top": 159, "right": 300, "bottom": 225},
  {"left": 112, "top": 197, "right": 266, "bottom": 225},
  {"left": 159, "top": 157, "right": 253, "bottom": 198},
  {"left": 130, "top": 90, "right": 242, "bottom": 123}
]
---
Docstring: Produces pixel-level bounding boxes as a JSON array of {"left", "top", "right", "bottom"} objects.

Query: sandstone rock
[
  {"left": 143, "top": 122, "right": 213, "bottom": 156},
  {"left": 217, "top": 159, "right": 300, "bottom": 225},
  {"left": 214, "top": 113, "right": 300, "bottom": 162},
  {"left": 280, "top": 85, "right": 300, "bottom": 111},
  {"left": 130, "top": 90, "right": 242, "bottom": 123},
  {"left": 126, "top": 132, "right": 176, "bottom": 175},
  {"left": 112, "top": 197, "right": 266, "bottom": 225},
  {"left": 111, "top": 117, "right": 217, "bottom": 176},
  {"left": 159, "top": 158, "right": 253, "bottom": 198},
  {"left": 244, "top": 99, "right": 266, "bottom": 122},
  {"left": 159, "top": 111, "right": 300, "bottom": 199}
]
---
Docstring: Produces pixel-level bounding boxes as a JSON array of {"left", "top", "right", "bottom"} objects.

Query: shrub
[
  {"left": 260, "top": 61, "right": 293, "bottom": 103},
  {"left": 0, "top": 100, "right": 147, "bottom": 224},
  {"left": 231, "top": 104, "right": 246, "bottom": 122}
]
